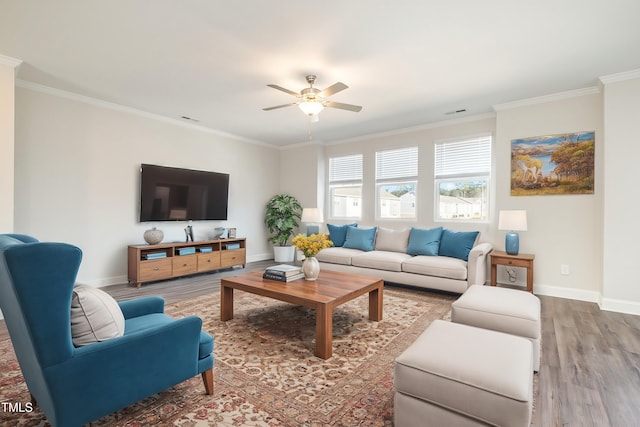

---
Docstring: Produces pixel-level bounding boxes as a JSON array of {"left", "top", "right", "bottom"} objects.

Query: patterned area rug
[{"left": 0, "top": 286, "right": 455, "bottom": 426}]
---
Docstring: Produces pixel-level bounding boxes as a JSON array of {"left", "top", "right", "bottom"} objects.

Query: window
[
  {"left": 375, "top": 147, "right": 418, "bottom": 219},
  {"left": 434, "top": 135, "right": 491, "bottom": 221},
  {"left": 329, "top": 154, "right": 363, "bottom": 219}
]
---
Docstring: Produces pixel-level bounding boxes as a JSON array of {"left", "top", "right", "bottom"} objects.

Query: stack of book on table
[{"left": 263, "top": 264, "right": 304, "bottom": 282}]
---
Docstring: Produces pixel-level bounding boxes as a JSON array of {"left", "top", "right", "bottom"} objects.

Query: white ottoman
[
  {"left": 452, "top": 285, "right": 541, "bottom": 371},
  {"left": 395, "top": 320, "right": 533, "bottom": 427}
]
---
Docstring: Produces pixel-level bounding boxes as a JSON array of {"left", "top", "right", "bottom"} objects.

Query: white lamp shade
[
  {"left": 301, "top": 208, "right": 323, "bottom": 223},
  {"left": 498, "top": 210, "right": 528, "bottom": 231},
  {"left": 299, "top": 101, "right": 324, "bottom": 116}
]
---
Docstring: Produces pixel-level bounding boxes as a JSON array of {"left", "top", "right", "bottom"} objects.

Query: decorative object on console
[
  {"left": 143, "top": 227, "right": 164, "bottom": 245},
  {"left": 227, "top": 227, "right": 237, "bottom": 238},
  {"left": 301, "top": 208, "right": 323, "bottom": 235},
  {"left": 211, "top": 227, "right": 227, "bottom": 240},
  {"left": 184, "top": 223, "right": 194, "bottom": 242},
  {"left": 498, "top": 210, "right": 528, "bottom": 255}
]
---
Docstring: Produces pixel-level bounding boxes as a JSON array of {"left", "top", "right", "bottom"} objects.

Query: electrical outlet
[{"left": 561, "top": 264, "right": 570, "bottom": 275}]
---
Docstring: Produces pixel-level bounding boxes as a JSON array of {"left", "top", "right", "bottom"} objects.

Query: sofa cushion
[
  {"left": 406, "top": 227, "right": 443, "bottom": 256},
  {"left": 343, "top": 226, "right": 377, "bottom": 251},
  {"left": 71, "top": 284, "right": 125, "bottom": 347},
  {"left": 401, "top": 255, "right": 468, "bottom": 280},
  {"left": 316, "top": 247, "right": 363, "bottom": 265},
  {"left": 327, "top": 223, "right": 357, "bottom": 247},
  {"left": 439, "top": 229, "right": 479, "bottom": 261},
  {"left": 375, "top": 227, "right": 410, "bottom": 253},
  {"left": 351, "top": 250, "right": 413, "bottom": 272}
]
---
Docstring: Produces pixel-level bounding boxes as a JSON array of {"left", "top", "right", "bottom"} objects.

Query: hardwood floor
[
  {"left": 534, "top": 295, "right": 640, "bottom": 427},
  {"left": 1, "top": 261, "right": 638, "bottom": 426}
]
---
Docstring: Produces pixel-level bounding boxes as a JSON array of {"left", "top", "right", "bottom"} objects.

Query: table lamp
[
  {"left": 498, "top": 210, "right": 528, "bottom": 255},
  {"left": 301, "top": 208, "right": 323, "bottom": 235}
]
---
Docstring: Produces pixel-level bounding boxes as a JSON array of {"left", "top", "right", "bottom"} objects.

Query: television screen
[{"left": 139, "top": 164, "right": 229, "bottom": 221}]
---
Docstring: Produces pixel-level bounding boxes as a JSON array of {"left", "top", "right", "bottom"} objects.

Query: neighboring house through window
[
  {"left": 375, "top": 146, "right": 418, "bottom": 219},
  {"left": 434, "top": 134, "right": 491, "bottom": 221},
  {"left": 329, "top": 154, "right": 363, "bottom": 219}
]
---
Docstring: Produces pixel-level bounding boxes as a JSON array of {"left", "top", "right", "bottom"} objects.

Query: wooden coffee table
[{"left": 220, "top": 269, "right": 384, "bottom": 359}]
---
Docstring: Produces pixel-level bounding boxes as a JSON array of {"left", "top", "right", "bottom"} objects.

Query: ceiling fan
[{"left": 263, "top": 75, "right": 362, "bottom": 121}]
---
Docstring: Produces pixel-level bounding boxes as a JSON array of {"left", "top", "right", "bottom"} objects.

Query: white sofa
[{"left": 317, "top": 225, "right": 492, "bottom": 294}]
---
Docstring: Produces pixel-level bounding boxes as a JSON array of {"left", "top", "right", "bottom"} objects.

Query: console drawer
[
  {"left": 198, "top": 252, "right": 221, "bottom": 272},
  {"left": 172, "top": 255, "right": 198, "bottom": 275},
  {"left": 221, "top": 248, "right": 246, "bottom": 267},
  {"left": 139, "top": 258, "right": 172, "bottom": 281}
]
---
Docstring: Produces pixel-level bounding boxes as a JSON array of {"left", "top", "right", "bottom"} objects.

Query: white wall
[
  {"left": 13, "top": 85, "right": 279, "bottom": 286},
  {"left": 279, "top": 142, "right": 325, "bottom": 209},
  {"left": 0, "top": 56, "right": 21, "bottom": 232},
  {"left": 283, "top": 93, "right": 611, "bottom": 305},
  {"left": 601, "top": 72, "right": 640, "bottom": 313},
  {"left": 495, "top": 90, "right": 604, "bottom": 301}
]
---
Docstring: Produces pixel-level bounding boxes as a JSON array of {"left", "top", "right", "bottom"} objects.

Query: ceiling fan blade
[
  {"left": 324, "top": 101, "right": 362, "bottom": 112},
  {"left": 320, "top": 82, "right": 348, "bottom": 97},
  {"left": 267, "top": 84, "right": 300, "bottom": 96},
  {"left": 262, "top": 103, "right": 297, "bottom": 111}
]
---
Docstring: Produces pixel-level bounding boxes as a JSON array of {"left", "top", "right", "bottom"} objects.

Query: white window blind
[
  {"left": 329, "top": 154, "right": 363, "bottom": 182},
  {"left": 435, "top": 135, "right": 491, "bottom": 178},
  {"left": 376, "top": 147, "right": 418, "bottom": 180}
]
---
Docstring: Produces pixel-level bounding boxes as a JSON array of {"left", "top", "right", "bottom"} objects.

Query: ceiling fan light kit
[
  {"left": 299, "top": 100, "right": 324, "bottom": 116},
  {"left": 264, "top": 74, "right": 362, "bottom": 121}
]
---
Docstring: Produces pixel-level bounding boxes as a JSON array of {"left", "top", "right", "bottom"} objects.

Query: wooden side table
[{"left": 490, "top": 251, "right": 535, "bottom": 293}]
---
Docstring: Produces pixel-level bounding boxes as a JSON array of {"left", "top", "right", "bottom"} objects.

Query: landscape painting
[{"left": 511, "top": 131, "right": 595, "bottom": 196}]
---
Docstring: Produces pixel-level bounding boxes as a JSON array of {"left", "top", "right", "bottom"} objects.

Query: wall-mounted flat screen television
[{"left": 139, "top": 164, "right": 229, "bottom": 222}]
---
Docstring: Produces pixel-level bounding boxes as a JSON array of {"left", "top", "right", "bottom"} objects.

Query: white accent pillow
[
  {"left": 375, "top": 227, "right": 411, "bottom": 253},
  {"left": 70, "top": 284, "right": 125, "bottom": 347}
]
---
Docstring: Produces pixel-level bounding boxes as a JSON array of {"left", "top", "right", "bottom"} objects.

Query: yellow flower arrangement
[{"left": 291, "top": 233, "right": 333, "bottom": 258}]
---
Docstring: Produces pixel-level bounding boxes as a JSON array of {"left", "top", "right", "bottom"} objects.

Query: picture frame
[
  {"left": 510, "top": 131, "right": 595, "bottom": 196},
  {"left": 227, "top": 227, "right": 237, "bottom": 238}
]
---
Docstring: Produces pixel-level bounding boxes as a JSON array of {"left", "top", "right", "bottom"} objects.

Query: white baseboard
[
  {"left": 599, "top": 296, "right": 640, "bottom": 316},
  {"left": 534, "top": 284, "right": 640, "bottom": 315},
  {"left": 534, "top": 284, "right": 601, "bottom": 303},
  {"left": 247, "top": 253, "right": 272, "bottom": 263}
]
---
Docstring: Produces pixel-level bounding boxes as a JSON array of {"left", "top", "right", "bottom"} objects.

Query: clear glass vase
[{"left": 302, "top": 256, "right": 320, "bottom": 281}]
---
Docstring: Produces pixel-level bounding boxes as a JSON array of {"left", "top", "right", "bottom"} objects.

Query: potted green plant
[{"left": 264, "top": 193, "right": 303, "bottom": 262}]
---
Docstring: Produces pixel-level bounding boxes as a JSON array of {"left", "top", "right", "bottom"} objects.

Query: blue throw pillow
[
  {"left": 439, "top": 229, "right": 479, "bottom": 261},
  {"left": 343, "top": 226, "right": 377, "bottom": 251},
  {"left": 406, "top": 227, "right": 443, "bottom": 256},
  {"left": 327, "top": 223, "right": 357, "bottom": 247}
]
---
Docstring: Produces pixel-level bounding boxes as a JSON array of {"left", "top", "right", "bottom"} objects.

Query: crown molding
[
  {"left": 325, "top": 112, "right": 496, "bottom": 146},
  {"left": 0, "top": 54, "right": 22, "bottom": 69},
  {"left": 15, "top": 79, "right": 276, "bottom": 149},
  {"left": 493, "top": 86, "right": 600, "bottom": 111},
  {"left": 599, "top": 69, "right": 640, "bottom": 84}
]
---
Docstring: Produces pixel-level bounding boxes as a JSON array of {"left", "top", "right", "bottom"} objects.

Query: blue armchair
[{"left": 0, "top": 234, "right": 214, "bottom": 427}]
